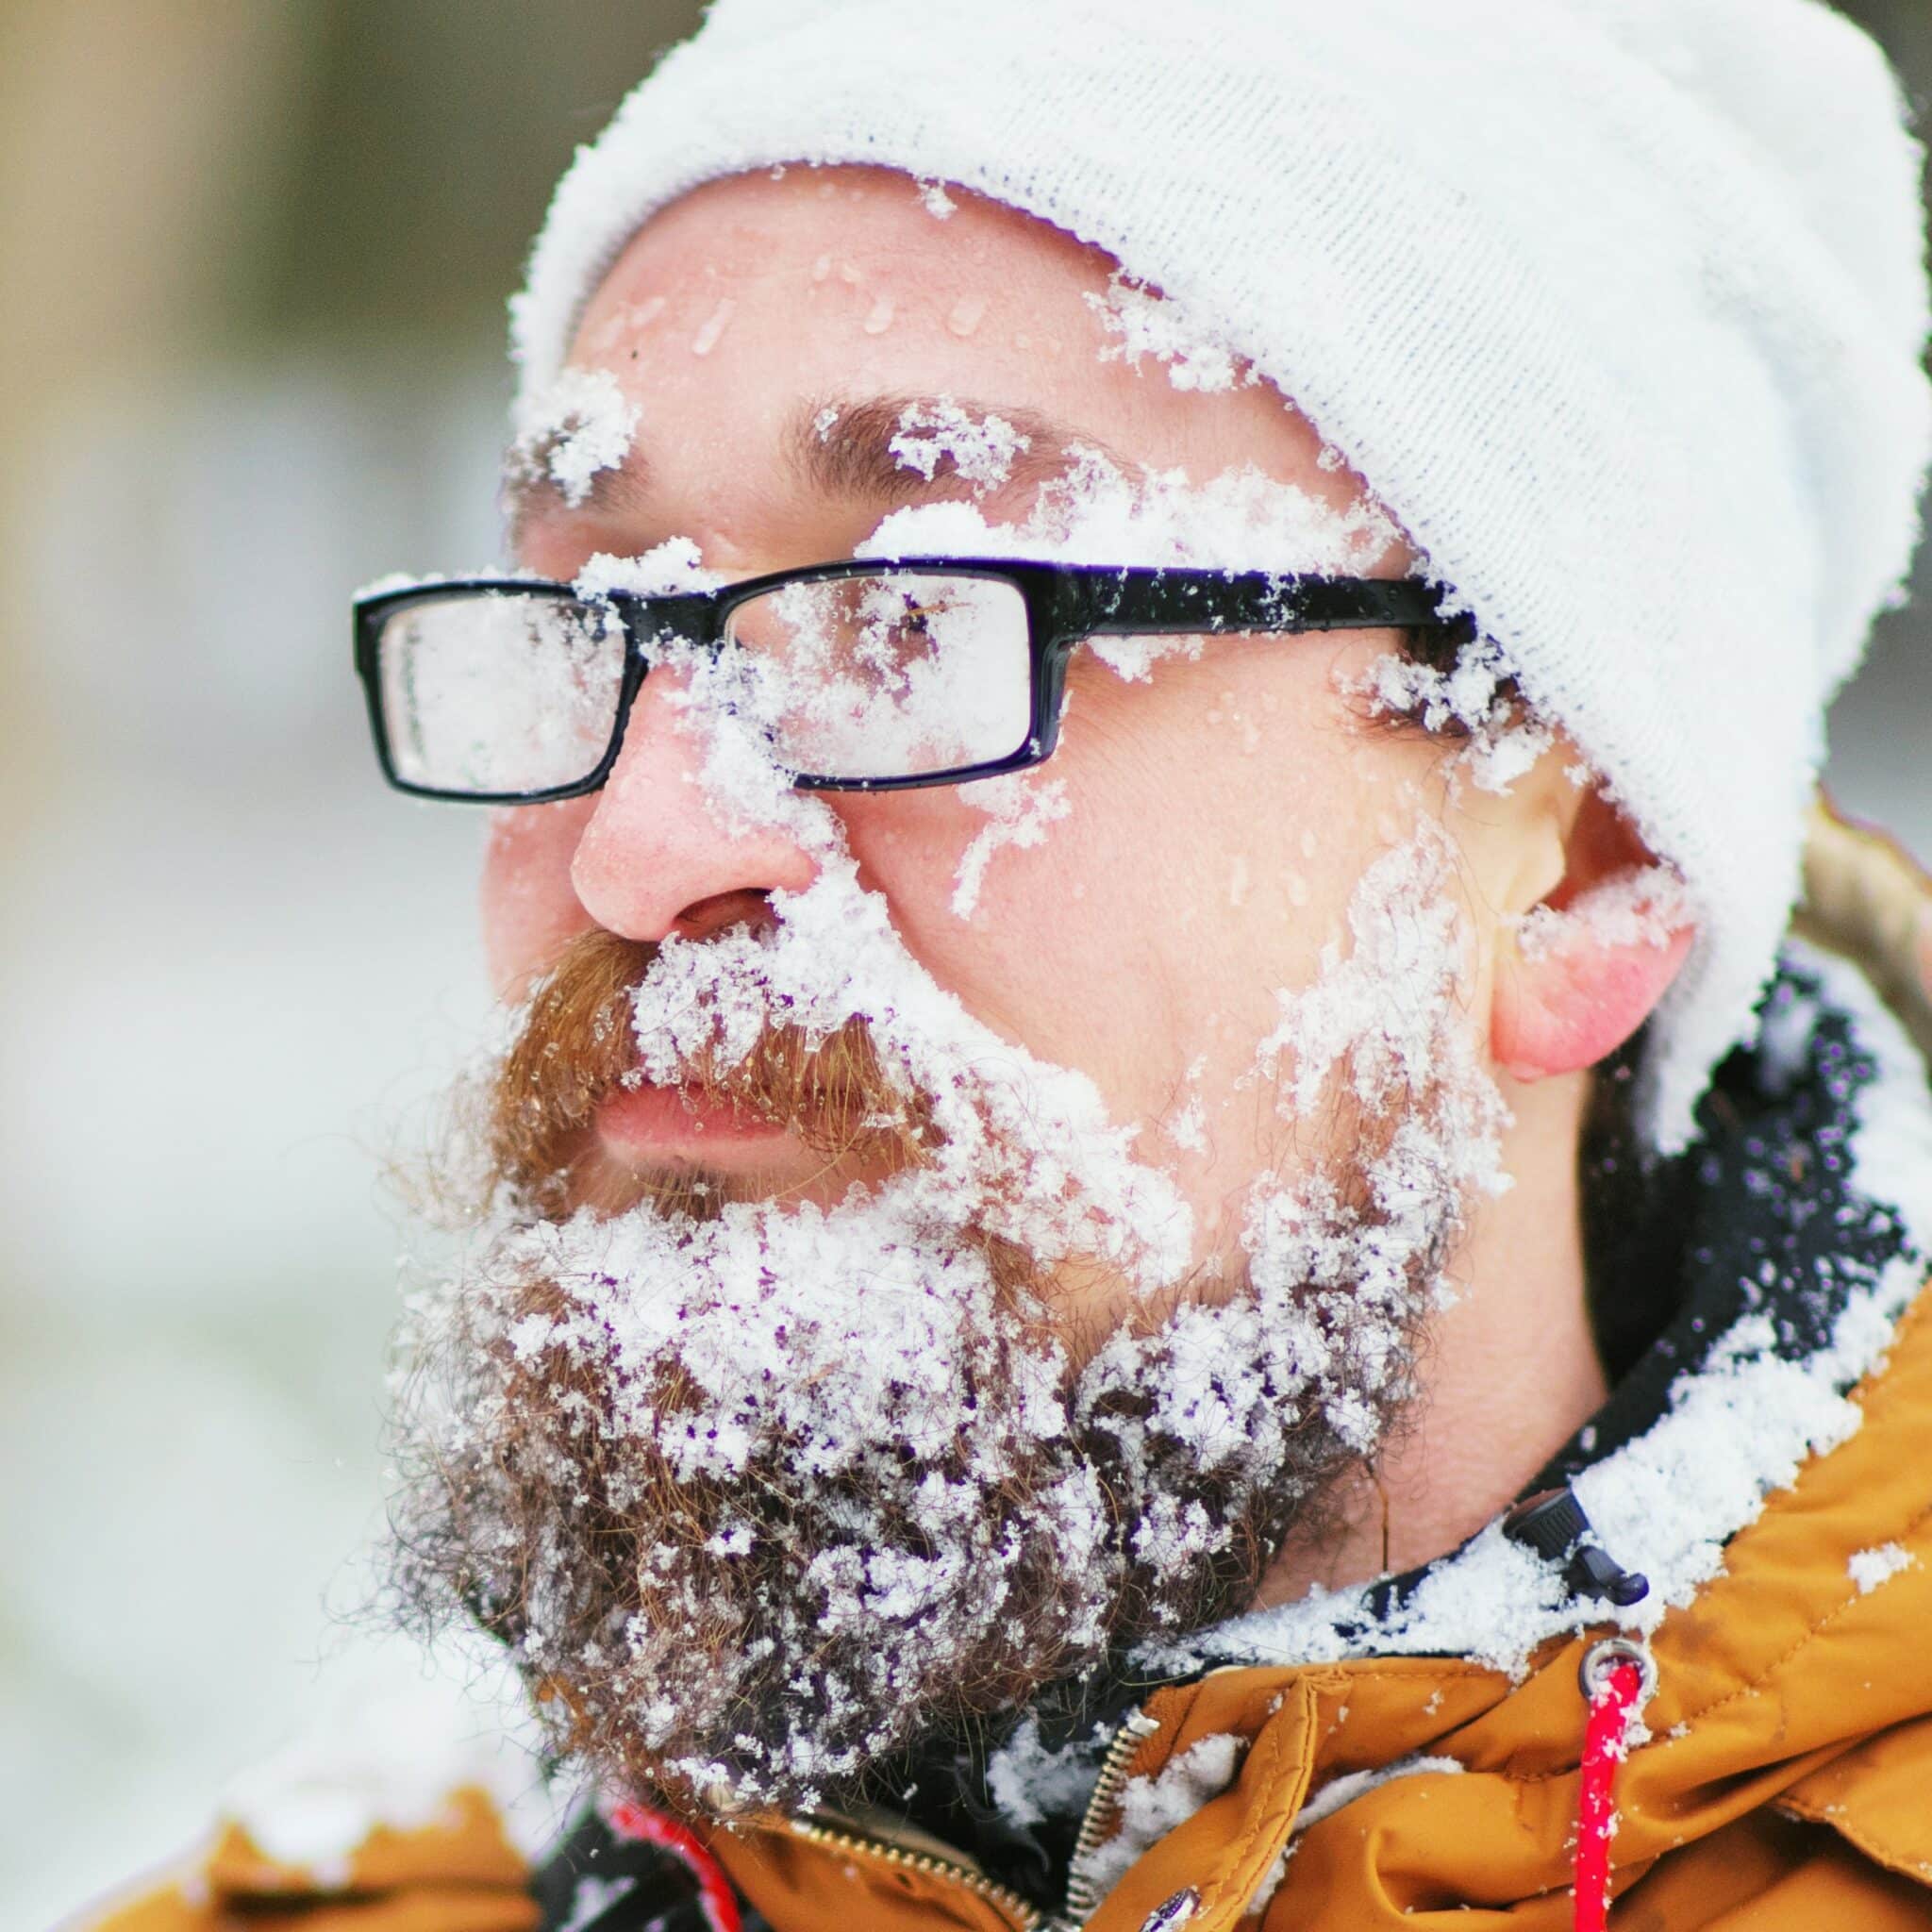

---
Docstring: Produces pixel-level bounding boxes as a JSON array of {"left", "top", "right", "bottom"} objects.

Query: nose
[{"left": 568, "top": 662, "right": 820, "bottom": 944}]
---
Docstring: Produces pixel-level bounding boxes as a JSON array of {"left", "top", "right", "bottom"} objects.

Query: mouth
[
  {"left": 594, "top": 1076, "right": 793, "bottom": 1163},
  {"left": 487, "top": 931, "right": 932, "bottom": 1212}
]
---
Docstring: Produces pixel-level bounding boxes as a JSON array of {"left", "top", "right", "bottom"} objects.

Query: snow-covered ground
[{"left": 4, "top": 356, "right": 1926, "bottom": 1930}]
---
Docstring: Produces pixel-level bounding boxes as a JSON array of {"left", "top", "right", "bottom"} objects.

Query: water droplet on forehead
[
  {"left": 585, "top": 294, "right": 667, "bottom": 356},
  {"left": 947, "top": 297, "right": 987, "bottom": 338},
  {"left": 811, "top": 253, "right": 832, "bottom": 284},
  {"left": 863, "top": 296, "right": 896, "bottom": 336},
  {"left": 691, "top": 299, "right": 736, "bottom": 358}
]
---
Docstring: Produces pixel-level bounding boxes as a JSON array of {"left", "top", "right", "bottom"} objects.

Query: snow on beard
[{"left": 385, "top": 523, "right": 1506, "bottom": 1824}]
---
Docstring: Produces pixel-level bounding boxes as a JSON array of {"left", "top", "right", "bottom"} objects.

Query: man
[{"left": 83, "top": 2, "right": 1932, "bottom": 1928}]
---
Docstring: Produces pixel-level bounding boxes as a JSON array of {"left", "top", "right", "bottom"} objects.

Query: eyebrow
[
  {"left": 505, "top": 392, "right": 1123, "bottom": 543},
  {"left": 786, "top": 394, "right": 1117, "bottom": 506}
]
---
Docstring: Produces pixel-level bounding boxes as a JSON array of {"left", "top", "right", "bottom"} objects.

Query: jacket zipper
[
  {"left": 1062, "top": 1709, "right": 1160, "bottom": 1922},
  {"left": 788, "top": 1705, "right": 1158, "bottom": 1932},
  {"left": 788, "top": 1815, "right": 1068, "bottom": 1930}
]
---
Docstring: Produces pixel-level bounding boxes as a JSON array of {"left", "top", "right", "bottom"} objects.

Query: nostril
[{"left": 673, "top": 887, "right": 776, "bottom": 944}]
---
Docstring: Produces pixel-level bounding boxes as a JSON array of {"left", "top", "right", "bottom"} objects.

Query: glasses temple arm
[{"left": 1059, "top": 569, "right": 1470, "bottom": 638}]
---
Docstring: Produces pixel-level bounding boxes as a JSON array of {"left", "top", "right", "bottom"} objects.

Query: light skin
[{"left": 490, "top": 165, "right": 1694, "bottom": 1603}]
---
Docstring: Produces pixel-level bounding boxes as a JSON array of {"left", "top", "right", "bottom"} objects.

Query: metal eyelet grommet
[
  {"left": 1141, "top": 1887, "right": 1202, "bottom": 1932},
  {"left": 1578, "top": 1636, "right": 1657, "bottom": 1707}
]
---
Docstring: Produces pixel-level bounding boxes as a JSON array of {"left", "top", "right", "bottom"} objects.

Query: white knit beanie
[{"left": 512, "top": 0, "right": 1932, "bottom": 1149}]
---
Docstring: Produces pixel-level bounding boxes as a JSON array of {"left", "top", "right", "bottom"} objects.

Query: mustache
[{"left": 488, "top": 926, "right": 932, "bottom": 1212}]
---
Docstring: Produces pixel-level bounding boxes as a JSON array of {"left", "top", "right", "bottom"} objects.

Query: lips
[{"left": 595, "top": 1077, "right": 791, "bottom": 1158}]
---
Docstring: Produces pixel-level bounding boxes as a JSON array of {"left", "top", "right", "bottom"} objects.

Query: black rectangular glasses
[{"left": 353, "top": 558, "right": 1472, "bottom": 803}]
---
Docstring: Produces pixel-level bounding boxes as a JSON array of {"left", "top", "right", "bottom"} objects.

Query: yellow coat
[{"left": 77, "top": 803, "right": 1932, "bottom": 1932}]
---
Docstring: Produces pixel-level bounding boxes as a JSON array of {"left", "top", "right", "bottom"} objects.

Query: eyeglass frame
[{"left": 353, "top": 558, "right": 1475, "bottom": 805}]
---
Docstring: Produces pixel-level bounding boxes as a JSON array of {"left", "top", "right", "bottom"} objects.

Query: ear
[{"left": 1490, "top": 787, "right": 1697, "bottom": 1082}]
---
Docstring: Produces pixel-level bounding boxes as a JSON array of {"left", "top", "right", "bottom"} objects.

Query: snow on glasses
[{"left": 354, "top": 558, "right": 1471, "bottom": 803}]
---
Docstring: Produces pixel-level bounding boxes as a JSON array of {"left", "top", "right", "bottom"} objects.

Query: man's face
[
  {"left": 491, "top": 165, "right": 1465, "bottom": 1273},
  {"left": 393, "top": 165, "right": 1522, "bottom": 1818}
]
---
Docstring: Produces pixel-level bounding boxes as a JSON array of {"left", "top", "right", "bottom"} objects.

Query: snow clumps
[
  {"left": 859, "top": 447, "right": 1402, "bottom": 687},
  {"left": 951, "top": 773, "right": 1072, "bottom": 920},
  {"left": 888, "top": 397, "right": 1030, "bottom": 492},
  {"left": 510, "top": 366, "right": 640, "bottom": 508},
  {"left": 1514, "top": 866, "right": 1696, "bottom": 962},
  {"left": 1087, "top": 273, "right": 1251, "bottom": 393},
  {"left": 1848, "top": 1541, "right": 1915, "bottom": 1594},
  {"left": 1358, "top": 634, "right": 1551, "bottom": 794}
]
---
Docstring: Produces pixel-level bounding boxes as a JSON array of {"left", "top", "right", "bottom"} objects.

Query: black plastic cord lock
[{"left": 1504, "top": 1488, "right": 1650, "bottom": 1608}]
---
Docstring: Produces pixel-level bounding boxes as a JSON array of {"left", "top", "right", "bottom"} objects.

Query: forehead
[
  {"left": 570, "top": 164, "right": 1119, "bottom": 408},
  {"left": 534, "top": 164, "right": 1345, "bottom": 557}
]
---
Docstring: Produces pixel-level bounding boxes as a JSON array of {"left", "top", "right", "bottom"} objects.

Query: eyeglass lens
[
  {"left": 720, "top": 572, "right": 1031, "bottom": 780},
  {"left": 377, "top": 591, "right": 626, "bottom": 794}
]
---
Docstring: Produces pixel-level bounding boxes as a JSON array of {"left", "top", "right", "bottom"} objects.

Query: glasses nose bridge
[
  {"left": 600, "top": 586, "right": 730, "bottom": 760},
  {"left": 616, "top": 587, "right": 726, "bottom": 664},
  {"left": 607, "top": 579, "right": 722, "bottom": 726}
]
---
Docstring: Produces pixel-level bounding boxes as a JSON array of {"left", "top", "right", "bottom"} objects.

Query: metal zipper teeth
[
  {"left": 787, "top": 1702, "right": 1159, "bottom": 1932},
  {"left": 788, "top": 1816, "right": 1065, "bottom": 1931},
  {"left": 1061, "top": 1710, "right": 1159, "bottom": 1923}
]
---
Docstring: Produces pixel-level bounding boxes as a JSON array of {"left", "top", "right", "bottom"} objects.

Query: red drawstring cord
[
  {"left": 608, "top": 1797, "right": 745, "bottom": 1932},
  {"left": 1574, "top": 1647, "right": 1648, "bottom": 1932}
]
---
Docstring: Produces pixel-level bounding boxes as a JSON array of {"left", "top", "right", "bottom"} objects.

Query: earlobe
[{"left": 1491, "top": 869, "right": 1697, "bottom": 1081}]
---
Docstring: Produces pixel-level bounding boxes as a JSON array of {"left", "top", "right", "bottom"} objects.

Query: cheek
[
  {"left": 480, "top": 799, "right": 598, "bottom": 995},
  {"left": 892, "top": 649, "right": 1429, "bottom": 1123},
  {"left": 836, "top": 783, "right": 1132, "bottom": 1073},
  {"left": 849, "top": 641, "right": 1408, "bottom": 1011},
  {"left": 830, "top": 762, "right": 1278, "bottom": 1138}
]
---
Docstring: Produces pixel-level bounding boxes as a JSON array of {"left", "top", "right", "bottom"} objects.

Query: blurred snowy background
[{"left": 2, "top": 3, "right": 1927, "bottom": 1924}]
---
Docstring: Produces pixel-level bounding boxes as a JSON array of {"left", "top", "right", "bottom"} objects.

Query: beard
[{"left": 383, "top": 844, "right": 1498, "bottom": 1823}]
